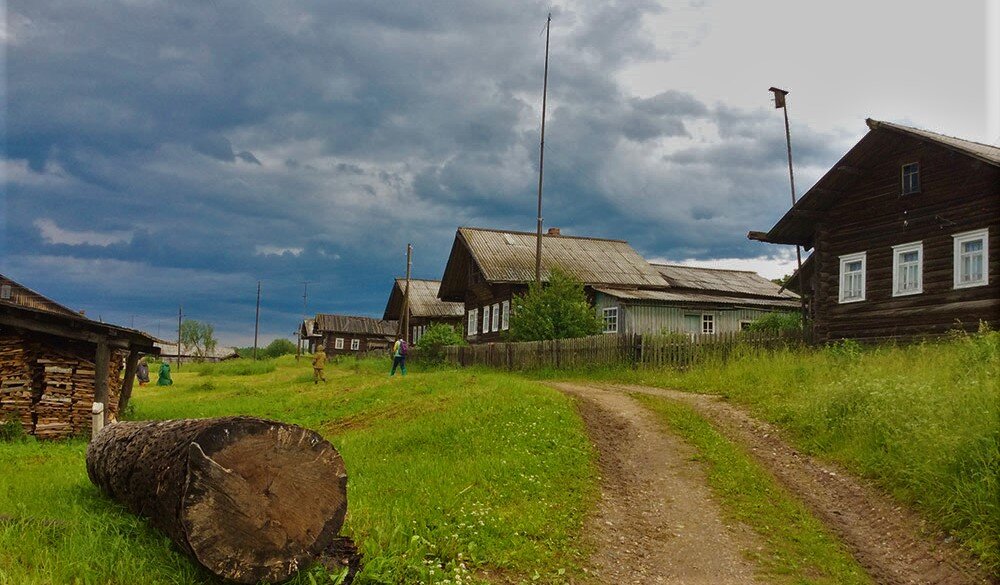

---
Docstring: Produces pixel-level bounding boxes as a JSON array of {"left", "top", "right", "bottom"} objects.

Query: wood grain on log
[{"left": 86, "top": 416, "right": 348, "bottom": 583}]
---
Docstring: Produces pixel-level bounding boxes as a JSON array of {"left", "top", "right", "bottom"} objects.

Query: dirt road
[{"left": 551, "top": 382, "right": 992, "bottom": 585}]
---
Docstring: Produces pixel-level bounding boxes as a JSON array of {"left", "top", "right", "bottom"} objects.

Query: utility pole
[
  {"left": 402, "top": 244, "right": 413, "bottom": 343},
  {"left": 297, "top": 281, "right": 309, "bottom": 360},
  {"left": 177, "top": 306, "right": 182, "bottom": 371},
  {"left": 769, "top": 87, "right": 809, "bottom": 331},
  {"left": 253, "top": 281, "right": 261, "bottom": 361},
  {"left": 534, "top": 12, "right": 552, "bottom": 289}
]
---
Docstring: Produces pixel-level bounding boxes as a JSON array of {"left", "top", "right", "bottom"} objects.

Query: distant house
[
  {"left": 155, "top": 341, "right": 240, "bottom": 363},
  {"left": 310, "top": 314, "right": 397, "bottom": 356},
  {"left": 382, "top": 278, "right": 464, "bottom": 345},
  {"left": 299, "top": 318, "right": 322, "bottom": 353},
  {"left": 437, "top": 227, "right": 667, "bottom": 343},
  {"left": 749, "top": 119, "right": 999, "bottom": 342},
  {"left": 593, "top": 264, "right": 800, "bottom": 336},
  {"left": 0, "top": 274, "right": 158, "bottom": 439}
]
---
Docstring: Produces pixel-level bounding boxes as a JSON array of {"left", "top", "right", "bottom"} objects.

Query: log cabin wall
[
  {"left": 463, "top": 282, "right": 523, "bottom": 343},
  {"left": 811, "top": 138, "right": 1000, "bottom": 342},
  {"left": 321, "top": 333, "right": 392, "bottom": 357}
]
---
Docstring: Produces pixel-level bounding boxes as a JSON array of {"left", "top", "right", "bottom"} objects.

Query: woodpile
[
  {"left": 87, "top": 417, "right": 351, "bottom": 583},
  {"left": 0, "top": 334, "right": 124, "bottom": 438}
]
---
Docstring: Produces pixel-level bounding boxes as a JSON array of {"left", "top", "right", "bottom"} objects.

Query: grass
[
  {"left": 636, "top": 394, "right": 871, "bottom": 585},
  {"left": 556, "top": 329, "right": 1000, "bottom": 575},
  {"left": 0, "top": 356, "right": 597, "bottom": 585}
]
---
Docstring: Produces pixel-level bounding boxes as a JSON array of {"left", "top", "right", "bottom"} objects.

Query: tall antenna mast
[
  {"left": 534, "top": 12, "right": 552, "bottom": 288},
  {"left": 253, "top": 281, "right": 261, "bottom": 361}
]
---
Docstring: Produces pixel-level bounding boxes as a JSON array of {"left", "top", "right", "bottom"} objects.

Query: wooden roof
[
  {"left": 0, "top": 273, "right": 82, "bottom": 318},
  {"left": 155, "top": 342, "right": 240, "bottom": 360},
  {"left": 749, "top": 119, "right": 1000, "bottom": 247},
  {"left": 439, "top": 227, "right": 666, "bottom": 300},
  {"left": 593, "top": 287, "right": 799, "bottom": 309},
  {"left": 383, "top": 278, "right": 465, "bottom": 320},
  {"left": 314, "top": 314, "right": 398, "bottom": 336},
  {"left": 651, "top": 264, "right": 798, "bottom": 300}
]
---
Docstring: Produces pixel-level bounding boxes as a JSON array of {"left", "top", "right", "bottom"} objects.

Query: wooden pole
[
  {"left": 402, "top": 244, "right": 412, "bottom": 343},
  {"left": 177, "top": 305, "right": 182, "bottom": 371},
  {"left": 93, "top": 338, "right": 110, "bottom": 426},
  {"left": 253, "top": 281, "right": 261, "bottom": 360},
  {"left": 118, "top": 349, "right": 140, "bottom": 417},
  {"left": 534, "top": 13, "right": 551, "bottom": 289}
]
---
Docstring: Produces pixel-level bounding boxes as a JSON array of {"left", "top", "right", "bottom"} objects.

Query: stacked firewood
[
  {"left": 36, "top": 352, "right": 77, "bottom": 439},
  {"left": 0, "top": 336, "right": 38, "bottom": 433}
]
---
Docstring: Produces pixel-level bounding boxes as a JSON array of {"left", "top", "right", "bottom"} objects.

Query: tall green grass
[{"left": 570, "top": 329, "right": 1000, "bottom": 575}]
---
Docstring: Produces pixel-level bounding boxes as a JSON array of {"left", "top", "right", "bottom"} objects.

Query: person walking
[
  {"left": 390, "top": 337, "right": 407, "bottom": 376},
  {"left": 312, "top": 345, "right": 327, "bottom": 384},
  {"left": 157, "top": 361, "right": 173, "bottom": 386},
  {"left": 136, "top": 358, "right": 150, "bottom": 386}
]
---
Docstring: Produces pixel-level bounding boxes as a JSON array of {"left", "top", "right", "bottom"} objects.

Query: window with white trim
[
  {"left": 334, "top": 338, "right": 344, "bottom": 350},
  {"left": 350, "top": 339, "right": 360, "bottom": 351},
  {"left": 953, "top": 229, "right": 989, "bottom": 288},
  {"left": 482, "top": 306, "right": 490, "bottom": 333},
  {"left": 0, "top": 285, "right": 10, "bottom": 300},
  {"left": 492, "top": 303, "right": 500, "bottom": 332},
  {"left": 467, "top": 309, "right": 478, "bottom": 337},
  {"left": 602, "top": 307, "right": 618, "bottom": 333},
  {"left": 901, "top": 162, "right": 920, "bottom": 195},
  {"left": 412, "top": 326, "right": 419, "bottom": 344},
  {"left": 501, "top": 301, "right": 510, "bottom": 331},
  {"left": 740, "top": 320, "right": 752, "bottom": 331},
  {"left": 701, "top": 314, "right": 715, "bottom": 334},
  {"left": 839, "top": 252, "right": 867, "bottom": 303},
  {"left": 892, "top": 241, "right": 923, "bottom": 296}
]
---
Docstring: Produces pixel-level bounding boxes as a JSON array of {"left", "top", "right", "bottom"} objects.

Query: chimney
[{"left": 546, "top": 227, "right": 561, "bottom": 236}]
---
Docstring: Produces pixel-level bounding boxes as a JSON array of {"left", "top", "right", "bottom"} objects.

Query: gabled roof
[
  {"left": 0, "top": 273, "right": 82, "bottom": 318},
  {"left": 314, "top": 314, "right": 397, "bottom": 336},
  {"left": 439, "top": 227, "right": 666, "bottom": 300},
  {"left": 749, "top": 119, "right": 1000, "bottom": 247},
  {"left": 594, "top": 287, "right": 800, "bottom": 309},
  {"left": 383, "top": 278, "right": 465, "bottom": 320},
  {"left": 651, "top": 263, "right": 798, "bottom": 299}
]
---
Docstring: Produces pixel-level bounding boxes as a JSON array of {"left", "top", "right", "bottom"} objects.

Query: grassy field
[
  {"left": 0, "top": 356, "right": 597, "bottom": 585},
  {"left": 564, "top": 329, "right": 1000, "bottom": 575}
]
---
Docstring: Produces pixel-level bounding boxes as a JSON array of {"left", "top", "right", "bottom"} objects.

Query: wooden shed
[
  {"left": 311, "top": 314, "right": 397, "bottom": 357},
  {"left": 0, "top": 275, "right": 158, "bottom": 439},
  {"left": 382, "top": 278, "right": 464, "bottom": 345},
  {"left": 749, "top": 119, "right": 999, "bottom": 342}
]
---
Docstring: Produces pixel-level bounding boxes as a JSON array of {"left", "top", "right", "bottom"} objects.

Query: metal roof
[
  {"left": 448, "top": 227, "right": 666, "bottom": 288},
  {"left": 314, "top": 314, "right": 398, "bottom": 336},
  {"left": 383, "top": 278, "right": 465, "bottom": 320},
  {"left": 155, "top": 342, "right": 240, "bottom": 360},
  {"left": 594, "top": 287, "right": 800, "bottom": 309},
  {"left": 868, "top": 119, "right": 1000, "bottom": 166},
  {"left": 651, "top": 264, "right": 798, "bottom": 299}
]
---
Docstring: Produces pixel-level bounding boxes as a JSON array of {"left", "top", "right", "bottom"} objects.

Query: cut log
[{"left": 86, "top": 416, "right": 348, "bottom": 583}]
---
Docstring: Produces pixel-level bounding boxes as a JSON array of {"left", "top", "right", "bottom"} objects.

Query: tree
[
  {"left": 415, "top": 323, "right": 465, "bottom": 364},
  {"left": 508, "top": 269, "right": 603, "bottom": 341},
  {"left": 180, "top": 319, "right": 218, "bottom": 361}
]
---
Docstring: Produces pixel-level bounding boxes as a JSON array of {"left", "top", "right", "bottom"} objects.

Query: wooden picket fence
[{"left": 409, "top": 329, "right": 802, "bottom": 371}]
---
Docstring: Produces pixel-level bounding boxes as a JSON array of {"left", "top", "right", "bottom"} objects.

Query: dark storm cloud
[{"left": 3, "top": 0, "right": 853, "bottom": 343}]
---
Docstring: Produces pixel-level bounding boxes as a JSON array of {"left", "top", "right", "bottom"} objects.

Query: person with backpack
[{"left": 390, "top": 337, "right": 407, "bottom": 376}]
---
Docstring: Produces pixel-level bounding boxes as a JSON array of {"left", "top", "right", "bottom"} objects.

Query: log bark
[{"left": 86, "top": 416, "right": 348, "bottom": 583}]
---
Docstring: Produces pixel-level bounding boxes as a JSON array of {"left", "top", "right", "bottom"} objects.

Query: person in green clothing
[
  {"left": 389, "top": 337, "right": 407, "bottom": 376},
  {"left": 157, "top": 362, "right": 173, "bottom": 386},
  {"left": 312, "top": 345, "right": 327, "bottom": 384}
]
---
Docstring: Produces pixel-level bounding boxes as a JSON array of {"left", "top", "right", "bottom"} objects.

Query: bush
[
  {"left": 0, "top": 413, "right": 27, "bottom": 442},
  {"left": 415, "top": 323, "right": 466, "bottom": 364},
  {"left": 509, "top": 269, "right": 603, "bottom": 341},
  {"left": 747, "top": 311, "right": 802, "bottom": 332},
  {"left": 236, "top": 338, "right": 298, "bottom": 360}
]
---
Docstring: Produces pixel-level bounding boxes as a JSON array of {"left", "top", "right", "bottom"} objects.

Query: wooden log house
[
  {"left": 382, "top": 278, "right": 464, "bottom": 344},
  {"left": 0, "top": 274, "right": 159, "bottom": 439},
  {"left": 309, "top": 314, "right": 397, "bottom": 357},
  {"left": 749, "top": 119, "right": 1000, "bottom": 342}
]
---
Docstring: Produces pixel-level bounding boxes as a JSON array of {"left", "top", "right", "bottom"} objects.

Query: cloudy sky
[{"left": 2, "top": 0, "right": 996, "bottom": 345}]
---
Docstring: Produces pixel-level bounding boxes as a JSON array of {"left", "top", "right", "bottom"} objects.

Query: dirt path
[
  {"left": 569, "top": 382, "right": 992, "bottom": 585},
  {"left": 552, "top": 382, "right": 763, "bottom": 584}
]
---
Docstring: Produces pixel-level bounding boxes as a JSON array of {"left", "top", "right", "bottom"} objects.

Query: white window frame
[
  {"left": 467, "top": 308, "right": 478, "bottom": 337},
  {"left": 602, "top": 307, "right": 618, "bottom": 333},
  {"left": 892, "top": 241, "right": 923, "bottom": 297},
  {"left": 739, "top": 320, "right": 753, "bottom": 331},
  {"left": 412, "top": 326, "right": 419, "bottom": 344},
  {"left": 491, "top": 303, "right": 500, "bottom": 332},
  {"left": 501, "top": 300, "right": 510, "bottom": 331},
  {"left": 901, "top": 162, "right": 920, "bottom": 195},
  {"left": 838, "top": 252, "right": 867, "bottom": 303},
  {"left": 350, "top": 339, "right": 360, "bottom": 351},
  {"left": 953, "top": 228, "right": 989, "bottom": 289},
  {"left": 0, "top": 284, "right": 10, "bottom": 300},
  {"left": 482, "top": 305, "right": 491, "bottom": 334},
  {"left": 334, "top": 337, "right": 344, "bottom": 350},
  {"left": 701, "top": 314, "right": 715, "bottom": 335}
]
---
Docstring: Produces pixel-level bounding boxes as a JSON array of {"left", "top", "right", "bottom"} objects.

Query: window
[
  {"left": 334, "top": 338, "right": 344, "bottom": 350},
  {"left": 0, "top": 285, "right": 10, "bottom": 300},
  {"left": 350, "top": 339, "right": 360, "bottom": 351},
  {"left": 501, "top": 301, "right": 510, "bottom": 331},
  {"left": 482, "top": 306, "right": 491, "bottom": 333},
  {"left": 492, "top": 303, "right": 500, "bottom": 332},
  {"left": 702, "top": 314, "right": 715, "bottom": 335},
  {"left": 954, "top": 228, "right": 989, "bottom": 288},
  {"left": 839, "top": 252, "right": 867, "bottom": 303},
  {"left": 740, "top": 321, "right": 753, "bottom": 331},
  {"left": 901, "top": 162, "right": 920, "bottom": 195},
  {"left": 602, "top": 307, "right": 618, "bottom": 333},
  {"left": 467, "top": 309, "right": 478, "bottom": 337},
  {"left": 412, "top": 326, "right": 419, "bottom": 344},
  {"left": 892, "top": 241, "right": 923, "bottom": 296}
]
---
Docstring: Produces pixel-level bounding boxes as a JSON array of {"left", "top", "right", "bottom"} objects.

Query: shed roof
[
  {"left": 439, "top": 227, "right": 666, "bottom": 300},
  {"left": 314, "top": 314, "right": 398, "bottom": 336},
  {"left": 383, "top": 278, "right": 465, "bottom": 320},
  {"left": 651, "top": 264, "right": 798, "bottom": 299},
  {"left": 594, "top": 287, "right": 800, "bottom": 309},
  {"left": 749, "top": 119, "right": 1000, "bottom": 247},
  {"left": 0, "top": 273, "right": 83, "bottom": 318}
]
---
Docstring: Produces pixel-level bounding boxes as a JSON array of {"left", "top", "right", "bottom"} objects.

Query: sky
[{"left": 2, "top": 0, "right": 997, "bottom": 346}]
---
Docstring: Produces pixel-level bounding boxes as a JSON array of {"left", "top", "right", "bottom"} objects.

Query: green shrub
[
  {"left": 509, "top": 269, "right": 603, "bottom": 341},
  {"left": 747, "top": 311, "right": 801, "bottom": 332},
  {"left": 415, "top": 323, "right": 465, "bottom": 364},
  {"left": 189, "top": 359, "right": 278, "bottom": 377},
  {"left": 0, "top": 413, "right": 27, "bottom": 442}
]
